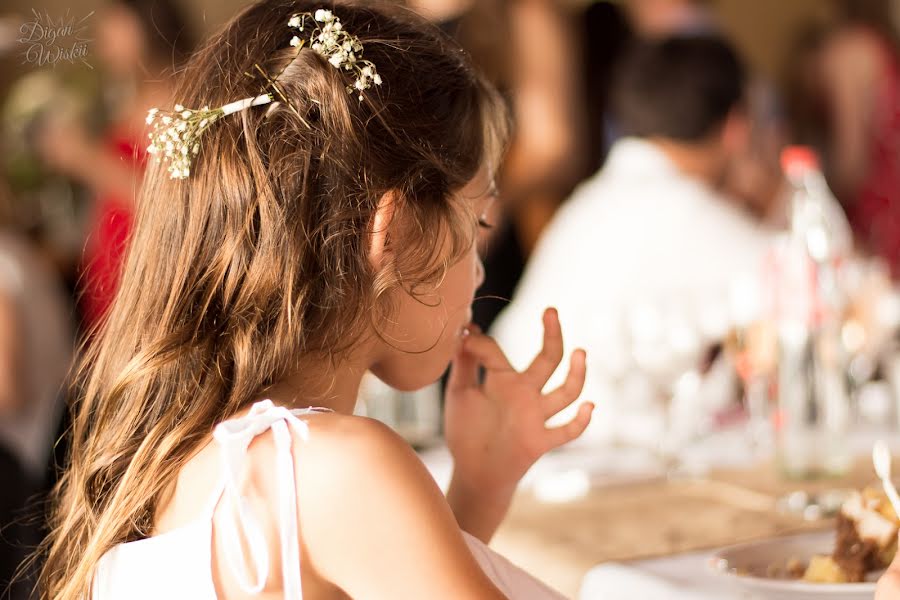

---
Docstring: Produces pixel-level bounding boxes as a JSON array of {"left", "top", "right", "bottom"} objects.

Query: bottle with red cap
[
  {"left": 780, "top": 146, "right": 852, "bottom": 267},
  {"left": 773, "top": 146, "right": 853, "bottom": 479}
]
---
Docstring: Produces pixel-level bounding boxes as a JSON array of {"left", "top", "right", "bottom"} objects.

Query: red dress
[
  {"left": 847, "top": 34, "right": 900, "bottom": 277},
  {"left": 80, "top": 133, "right": 145, "bottom": 329}
]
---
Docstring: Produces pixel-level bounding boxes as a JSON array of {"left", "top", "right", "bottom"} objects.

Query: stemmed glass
[
  {"left": 723, "top": 274, "right": 778, "bottom": 462},
  {"left": 626, "top": 299, "right": 713, "bottom": 479}
]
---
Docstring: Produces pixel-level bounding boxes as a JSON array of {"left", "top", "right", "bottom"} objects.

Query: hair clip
[{"left": 146, "top": 8, "right": 383, "bottom": 180}]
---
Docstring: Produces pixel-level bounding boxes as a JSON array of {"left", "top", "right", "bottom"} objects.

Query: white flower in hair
[
  {"left": 288, "top": 9, "right": 383, "bottom": 101},
  {"left": 145, "top": 96, "right": 271, "bottom": 179},
  {"left": 147, "top": 8, "right": 383, "bottom": 179},
  {"left": 146, "top": 104, "right": 221, "bottom": 179}
]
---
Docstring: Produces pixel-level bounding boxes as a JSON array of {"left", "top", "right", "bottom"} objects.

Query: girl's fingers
[
  {"left": 542, "top": 349, "right": 587, "bottom": 418},
  {"left": 461, "top": 329, "right": 515, "bottom": 373},
  {"left": 544, "top": 401, "right": 594, "bottom": 450},
  {"left": 447, "top": 345, "right": 479, "bottom": 393},
  {"left": 524, "top": 308, "right": 564, "bottom": 388}
]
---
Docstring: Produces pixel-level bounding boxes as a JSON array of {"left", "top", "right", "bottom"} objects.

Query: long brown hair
[{"left": 39, "top": 2, "right": 508, "bottom": 597}]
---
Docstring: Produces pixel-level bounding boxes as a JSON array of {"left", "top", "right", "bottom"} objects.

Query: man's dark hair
[{"left": 610, "top": 35, "right": 746, "bottom": 142}]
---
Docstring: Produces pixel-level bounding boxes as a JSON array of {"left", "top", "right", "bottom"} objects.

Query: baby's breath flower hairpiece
[
  {"left": 145, "top": 96, "right": 272, "bottom": 179},
  {"left": 146, "top": 8, "right": 383, "bottom": 180},
  {"left": 288, "top": 9, "right": 382, "bottom": 101}
]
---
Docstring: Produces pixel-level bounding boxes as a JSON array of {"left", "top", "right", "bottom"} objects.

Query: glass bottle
[{"left": 774, "top": 146, "right": 853, "bottom": 478}]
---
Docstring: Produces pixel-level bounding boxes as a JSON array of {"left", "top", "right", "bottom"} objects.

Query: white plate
[{"left": 710, "top": 531, "right": 880, "bottom": 600}]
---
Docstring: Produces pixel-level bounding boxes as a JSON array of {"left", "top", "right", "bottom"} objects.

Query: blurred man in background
[
  {"left": 582, "top": 0, "right": 786, "bottom": 225},
  {"left": 492, "top": 35, "right": 775, "bottom": 446},
  {"left": 622, "top": 0, "right": 717, "bottom": 37}
]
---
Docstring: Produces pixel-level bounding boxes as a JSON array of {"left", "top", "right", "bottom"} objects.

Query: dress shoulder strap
[{"left": 209, "top": 399, "right": 330, "bottom": 599}]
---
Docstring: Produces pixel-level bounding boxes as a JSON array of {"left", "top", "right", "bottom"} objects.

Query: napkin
[{"left": 579, "top": 563, "right": 725, "bottom": 600}]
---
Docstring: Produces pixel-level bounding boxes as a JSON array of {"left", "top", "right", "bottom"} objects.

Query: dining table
[{"left": 421, "top": 431, "right": 897, "bottom": 599}]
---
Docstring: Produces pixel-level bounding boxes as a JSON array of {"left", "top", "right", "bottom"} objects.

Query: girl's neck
[{"left": 264, "top": 354, "right": 368, "bottom": 415}]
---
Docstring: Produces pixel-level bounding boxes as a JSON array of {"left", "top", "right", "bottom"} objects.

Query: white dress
[{"left": 91, "top": 400, "right": 565, "bottom": 599}]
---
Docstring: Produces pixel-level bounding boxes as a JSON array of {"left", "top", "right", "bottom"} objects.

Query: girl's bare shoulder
[
  {"left": 239, "top": 410, "right": 449, "bottom": 537},
  {"left": 265, "top": 411, "right": 443, "bottom": 515},
  {"left": 240, "top": 412, "right": 504, "bottom": 598}
]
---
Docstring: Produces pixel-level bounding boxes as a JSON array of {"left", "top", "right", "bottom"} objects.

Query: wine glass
[
  {"left": 724, "top": 274, "right": 778, "bottom": 461},
  {"left": 627, "top": 299, "right": 714, "bottom": 478}
]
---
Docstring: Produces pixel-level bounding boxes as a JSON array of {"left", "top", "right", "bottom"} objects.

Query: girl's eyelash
[{"left": 478, "top": 218, "right": 494, "bottom": 229}]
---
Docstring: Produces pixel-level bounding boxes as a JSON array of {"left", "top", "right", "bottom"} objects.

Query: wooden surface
[{"left": 490, "top": 458, "right": 880, "bottom": 598}]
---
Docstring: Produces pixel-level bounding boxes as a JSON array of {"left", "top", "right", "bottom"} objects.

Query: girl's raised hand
[{"left": 443, "top": 308, "right": 593, "bottom": 542}]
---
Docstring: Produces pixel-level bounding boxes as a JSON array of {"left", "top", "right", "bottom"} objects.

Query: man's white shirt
[{"left": 491, "top": 138, "right": 775, "bottom": 447}]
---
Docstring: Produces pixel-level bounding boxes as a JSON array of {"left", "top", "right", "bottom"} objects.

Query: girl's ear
[{"left": 369, "top": 190, "right": 397, "bottom": 269}]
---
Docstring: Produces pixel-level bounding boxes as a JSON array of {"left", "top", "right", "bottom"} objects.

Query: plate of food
[{"left": 710, "top": 487, "right": 897, "bottom": 600}]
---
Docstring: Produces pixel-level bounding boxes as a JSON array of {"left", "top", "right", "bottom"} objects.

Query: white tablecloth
[{"left": 579, "top": 551, "right": 746, "bottom": 599}]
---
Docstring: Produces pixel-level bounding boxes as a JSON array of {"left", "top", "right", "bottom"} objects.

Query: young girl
[{"left": 40, "top": 1, "right": 593, "bottom": 598}]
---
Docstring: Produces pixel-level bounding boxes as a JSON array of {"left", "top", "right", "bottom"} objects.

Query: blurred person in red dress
[
  {"left": 37, "top": 0, "right": 194, "bottom": 331},
  {"left": 787, "top": 0, "right": 900, "bottom": 275}
]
